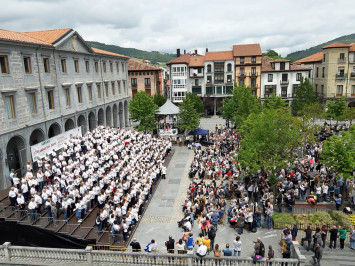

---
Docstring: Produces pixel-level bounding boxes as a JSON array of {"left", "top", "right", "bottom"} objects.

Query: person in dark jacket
[
  {"left": 301, "top": 225, "right": 312, "bottom": 251},
  {"left": 329, "top": 225, "right": 338, "bottom": 249},
  {"left": 312, "top": 243, "right": 323, "bottom": 266},
  {"left": 166, "top": 236, "right": 175, "bottom": 253},
  {"left": 321, "top": 224, "right": 328, "bottom": 248},
  {"left": 291, "top": 224, "right": 298, "bottom": 241},
  {"left": 130, "top": 238, "right": 142, "bottom": 252}
]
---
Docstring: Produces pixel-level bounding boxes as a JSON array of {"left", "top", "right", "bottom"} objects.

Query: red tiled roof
[
  {"left": 0, "top": 28, "right": 53, "bottom": 46},
  {"left": 322, "top": 42, "right": 351, "bottom": 49},
  {"left": 92, "top": 47, "right": 129, "bottom": 59},
  {"left": 189, "top": 55, "right": 205, "bottom": 66},
  {"left": 205, "top": 51, "right": 233, "bottom": 61},
  {"left": 262, "top": 56, "right": 311, "bottom": 72},
  {"left": 166, "top": 53, "right": 191, "bottom": 65},
  {"left": 294, "top": 52, "right": 323, "bottom": 64},
  {"left": 128, "top": 58, "right": 160, "bottom": 71},
  {"left": 349, "top": 43, "right": 355, "bottom": 52},
  {"left": 233, "top": 44, "right": 262, "bottom": 57},
  {"left": 21, "top": 28, "right": 71, "bottom": 44}
]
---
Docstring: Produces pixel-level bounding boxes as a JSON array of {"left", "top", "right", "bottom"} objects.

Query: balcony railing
[
  {"left": 280, "top": 80, "right": 289, "bottom": 85},
  {"left": 249, "top": 72, "right": 258, "bottom": 77},
  {"left": 214, "top": 80, "right": 225, "bottom": 84},
  {"left": 214, "top": 68, "right": 224, "bottom": 73},
  {"left": 238, "top": 73, "right": 246, "bottom": 78},
  {"left": 172, "top": 96, "right": 185, "bottom": 102},
  {"left": 171, "top": 72, "right": 186, "bottom": 77},
  {"left": 338, "top": 58, "right": 346, "bottom": 64},
  {"left": 335, "top": 73, "right": 347, "bottom": 79}
]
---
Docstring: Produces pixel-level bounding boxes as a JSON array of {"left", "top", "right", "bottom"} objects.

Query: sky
[{"left": 2, "top": 0, "right": 355, "bottom": 56}]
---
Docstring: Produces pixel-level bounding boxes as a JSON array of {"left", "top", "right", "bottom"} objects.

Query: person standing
[
  {"left": 301, "top": 225, "right": 312, "bottom": 251},
  {"left": 350, "top": 226, "right": 355, "bottom": 250},
  {"left": 130, "top": 238, "right": 141, "bottom": 252},
  {"left": 312, "top": 243, "right": 323, "bottom": 266},
  {"left": 321, "top": 224, "right": 327, "bottom": 248},
  {"left": 207, "top": 225, "right": 216, "bottom": 252},
  {"left": 166, "top": 235, "right": 175, "bottom": 254},
  {"left": 329, "top": 225, "right": 338, "bottom": 249},
  {"left": 338, "top": 225, "right": 347, "bottom": 250},
  {"left": 211, "top": 210, "right": 219, "bottom": 231},
  {"left": 334, "top": 194, "right": 342, "bottom": 210},
  {"left": 233, "top": 236, "right": 242, "bottom": 256},
  {"left": 291, "top": 224, "right": 298, "bottom": 241},
  {"left": 161, "top": 166, "right": 167, "bottom": 179}
]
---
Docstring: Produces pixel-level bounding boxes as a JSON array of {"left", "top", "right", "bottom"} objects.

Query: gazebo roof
[{"left": 157, "top": 99, "right": 180, "bottom": 115}]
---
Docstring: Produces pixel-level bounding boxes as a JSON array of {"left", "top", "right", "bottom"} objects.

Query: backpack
[{"left": 259, "top": 241, "right": 265, "bottom": 257}]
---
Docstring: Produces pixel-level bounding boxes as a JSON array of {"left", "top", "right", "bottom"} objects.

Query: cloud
[{"left": 1, "top": 0, "right": 355, "bottom": 56}]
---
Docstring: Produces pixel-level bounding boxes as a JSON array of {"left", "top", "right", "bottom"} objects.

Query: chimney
[
  {"left": 184, "top": 50, "right": 186, "bottom": 54},
  {"left": 195, "top": 49, "right": 198, "bottom": 54},
  {"left": 177, "top": 49, "right": 180, "bottom": 57},
  {"left": 142, "top": 57, "right": 145, "bottom": 64},
  {"left": 206, "top": 48, "right": 208, "bottom": 53}
]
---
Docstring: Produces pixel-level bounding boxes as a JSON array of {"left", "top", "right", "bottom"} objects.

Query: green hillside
[
  {"left": 87, "top": 41, "right": 175, "bottom": 65},
  {"left": 287, "top": 33, "right": 355, "bottom": 60}
]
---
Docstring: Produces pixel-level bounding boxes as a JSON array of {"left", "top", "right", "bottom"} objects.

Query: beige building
[
  {"left": 295, "top": 43, "right": 355, "bottom": 107},
  {"left": 127, "top": 59, "right": 162, "bottom": 98}
]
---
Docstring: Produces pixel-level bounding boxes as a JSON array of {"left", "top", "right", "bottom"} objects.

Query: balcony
[
  {"left": 172, "top": 96, "right": 185, "bottom": 102},
  {"left": 192, "top": 86, "right": 202, "bottom": 95},
  {"left": 335, "top": 73, "right": 347, "bottom": 79},
  {"left": 238, "top": 73, "right": 246, "bottom": 78},
  {"left": 214, "top": 68, "right": 224, "bottom": 73},
  {"left": 280, "top": 80, "right": 289, "bottom": 85},
  {"left": 346, "top": 92, "right": 355, "bottom": 97},
  {"left": 214, "top": 79, "right": 225, "bottom": 84},
  {"left": 226, "top": 79, "right": 233, "bottom": 84},
  {"left": 251, "top": 84, "right": 259, "bottom": 89},
  {"left": 350, "top": 72, "right": 355, "bottom": 79},
  {"left": 250, "top": 72, "right": 258, "bottom": 77},
  {"left": 206, "top": 80, "right": 212, "bottom": 84},
  {"left": 338, "top": 58, "right": 346, "bottom": 64}
]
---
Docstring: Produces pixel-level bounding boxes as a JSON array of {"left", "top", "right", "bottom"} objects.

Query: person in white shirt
[
  {"left": 9, "top": 187, "right": 17, "bottom": 207},
  {"left": 196, "top": 242, "right": 208, "bottom": 257},
  {"left": 16, "top": 193, "right": 25, "bottom": 210},
  {"left": 28, "top": 198, "right": 37, "bottom": 221}
]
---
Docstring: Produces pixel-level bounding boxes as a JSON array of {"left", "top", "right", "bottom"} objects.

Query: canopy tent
[
  {"left": 157, "top": 99, "right": 180, "bottom": 115},
  {"left": 188, "top": 128, "right": 209, "bottom": 136}
]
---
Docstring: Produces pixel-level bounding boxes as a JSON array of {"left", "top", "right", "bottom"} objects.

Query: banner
[{"left": 31, "top": 127, "right": 82, "bottom": 162}]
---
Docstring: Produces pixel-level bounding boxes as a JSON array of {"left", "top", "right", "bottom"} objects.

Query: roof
[
  {"left": 166, "top": 53, "right": 192, "bottom": 65},
  {"left": 21, "top": 28, "right": 71, "bottom": 44},
  {"left": 91, "top": 47, "right": 129, "bottom": 59},
  {"left": 205, "top": 51, "right": 233, "bottom": 61},
  {"left": 270, "top": 59, "right": 291, "bottom": 62},
  {"left": 233, "top": 44, "right": 262, "bottom": 57},
  {"left": 262, "top": 56, "right": 311, "bottom": 72},
  {"left": 0, "top": 29, "right": 53, "bottom": 46},
  {"left": 189, "top": 55, "right": 205, "bottom": 66},
  {"left": 157, "top": 99, "right": 180, "bottom": 115},
  {"left": 322, "top": 42, "right": 351, "bottom": 49},
  {"left": 128, "top": 58, "right": 160, "bottom": 71},
  {"left": 294, "top": 52, "right": 323, "bottom": 64},
  {"left": 349, "top": 43, "right": 355, "bottom": 52}
]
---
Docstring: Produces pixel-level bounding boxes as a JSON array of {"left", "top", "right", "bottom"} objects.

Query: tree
[
  {"left": 186, "top": 93, "right": 204, "bottom": 116},
  {"left": 341, "top": 107, "right": 355, "bottom": 125},
  {"left": 129, "top": 91, "right": 158, "bottom": 133},
  {"left": 221, "top": 97, "right": 236, "bottom": 126},
  {"left": 291, "top": 77, "right": 318, "bottom": 115},
  {"left": 177, "top": 96, "right": 200, "bottom": 134},
  {"left": 238, "top": 107, "right": 303, "bottom": 173},
  {"left": 263, "top": 93, "right": 289, "bottom": 110},
  {"left": 326, "top": 96, "right": 347, "bottom": 121},
  {"left": 321, "top": 125, "right": 355, "bottom": 179},
  {"left": 153, "top": 94, "right": 167, "bottom": 107},
  {"left": 298, "top": 102, "right": 325, "bottom": 125}
]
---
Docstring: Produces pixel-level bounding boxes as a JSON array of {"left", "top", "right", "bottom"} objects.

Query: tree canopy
[
  {"left": 177, "top": 96, "right": 200, "bottom": 134},
  {"left": 263, "top": 93, "right": 289, "bottom": 110},
  {"left": 291, "top": 77, "right": 318, "bottom": 115},
  {"left": 326, "top": 96, "right": 347, "bottom": 121},
  {"left": 186, "top": 93, "right": 204, "bottom": 116},
  {"left": 129, "top": 91, "right": 158, "bottom": 133},
  {"left": 153, "top": 94, "right": 167, "bottom": 107}
]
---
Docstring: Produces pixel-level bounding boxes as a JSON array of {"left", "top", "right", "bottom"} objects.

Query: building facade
[
  {"left": 295, "top": 43, "right": 355, "bottom": 107},
  {"left": 0, "top": 28, "right": 130, "bottom": 189},
  {"left": 260, "top": 57, "right": 311, "bottom": 102},
  {"left": 127, "top": 58, "right": 163, "bottom": 98}
]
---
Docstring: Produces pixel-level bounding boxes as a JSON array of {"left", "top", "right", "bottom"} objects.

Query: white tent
[{"left": 157, "top": 99, "right": 180, "bottom": 115}]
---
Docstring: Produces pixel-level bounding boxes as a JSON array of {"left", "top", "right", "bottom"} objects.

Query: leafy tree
[
  {"left": 129, "top": 91, "right": 158, "bottom": 133},
  {"left": 238, "top": 107, "right": 303, "bottom": 173},
  {"left": 298, "top": 102, "right": 325, "bottom": 125},
  {"left": 262, "top": 50, "right": 295, "bottom": 61},
  {"left": 178, "top": 96, "right": 200, "bottom": 134},
  {"left": 291, "top": 77, "right": 318, "bottom": 115},
  {"left": 221, "top": 97, "right": 237, "bottom": 126},
  {"left": 326, "top": 97, "right": 347, "bottom": 121},
  {"left": 153, "top": 94, "right": 167, "bottom": 107},
  {"left": 186, "top": 93, "right": 204, "bottom": 116},
  {"left": 341, "top": 107, "right": 355, "bottom": 125},
  {"left": 263, "top": 93, "right": 289, "bottom": 110},
  {"left": 321, "top": 125, "right": 355, "bottom": 179}
]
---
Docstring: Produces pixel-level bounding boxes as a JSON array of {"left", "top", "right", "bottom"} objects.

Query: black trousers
[{"left": 329, "top": 237, "right": 336, "bottom": 249}]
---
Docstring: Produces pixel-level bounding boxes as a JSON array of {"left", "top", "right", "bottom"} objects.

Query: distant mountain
[
  {"left": 287, "top": 33, "right": 355, "bottom": 60},
  {"left": 87, "top": 41, "right": 175, "bottom": 65}
]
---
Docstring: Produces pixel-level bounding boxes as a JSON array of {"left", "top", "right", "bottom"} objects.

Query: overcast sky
[{"left": 2, "top": 0, "right": 355, "bottom": 56}]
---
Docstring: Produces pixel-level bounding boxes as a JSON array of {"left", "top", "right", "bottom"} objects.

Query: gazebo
[{"left": 156, "top": 100, "right": 180, "bottom": 135}]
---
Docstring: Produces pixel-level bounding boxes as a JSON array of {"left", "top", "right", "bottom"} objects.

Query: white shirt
[
  {"left": 197, "top": 245, "right": 208, "bottom": 256},
  {"left": 233, "top": 240, "right": 242, "bottom": 251}
]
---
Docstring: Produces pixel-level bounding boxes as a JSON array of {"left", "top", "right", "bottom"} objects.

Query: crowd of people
[{"left": 8, "top": 126, "right": 172, "bottom": 242}]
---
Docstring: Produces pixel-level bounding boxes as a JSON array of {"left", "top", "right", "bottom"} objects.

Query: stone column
[
  {"left": 85, "top": 246, "right": 93, "bottom": 265},
  {"left": 3, "top": 242, "right": 11, "bottom": 262}
]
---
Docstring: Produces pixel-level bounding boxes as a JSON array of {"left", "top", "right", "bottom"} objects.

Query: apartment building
[
  {"left": 0, "top": 28, "right": 130, "bottom": 189},
  {"left": 261, "top": 57, "right": 311, "bottom": 102},
  {"left": 295, "top": 43, "right": 355, "bottom": 106},
  {"left": 233, "top": 44, "right": 262, "bottom": 96},
  {"left": 128, "top": 58, "right": 163, "bottom": 98}
]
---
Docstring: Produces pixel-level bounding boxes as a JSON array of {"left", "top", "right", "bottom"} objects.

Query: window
[
  {"left": 117, "top": 81, "right": 121, "bottom": 94},
  {"left": 322, "top": 67, "right": 325, "bottom": 78},
  {"left": 77, "top": 86, "right": 82, "bottom": 103},
  {"left": 280, "top": 62, "right": 285, "bottom": 70},
  {"left": 268, "top": 74, "right": 273, "bottom": 82},
  {"left": 240, "top": 57, "right": 244, "bottom": 64},
  {"left": 281, "top": 87, "right": 287, "bottom": 97},
  {"left": 116, "top": 62, "right": 119, "bottom": 72},
  {"left": 264, "top": 85, "right": 276, "bottom": 96},
  {"left": 207, "top": 64, "right": 211, "bottom": 73},
  {"left": 336, "top": 85, "right": 343, "bottom": 96},
  {"left": 251, "top": 67, "right": 256, "bottom": 75},
  {"left": 351, "top": 85, "right": 355, "bottom": 96},
  {"left": 103, "top": 62, "right": 106, "bottom": 72},
  {"left": 121, "top": 63, "right": 125, "bottom": 72},
  {"left": 340, "top": 53, "right": 345, "bottom": 60},
  {"left": 94, "top": 61, "right": 98, "bottom": 73},
  {"left": 110, "top": 62, "right": 113, "bottom": 72},
  {"left": 97, "top": 84, "right": 101, "bottom": 98},
  {"left": 227, "top": 63, "right": 232, "bottom": 72},
  {"left": 105, "top": 83, "right": 109, "bottom": 97},
  {"left": 47, "top": 90, "right": 54, "bottom": 109},
  {"left": 282, "top": 73, "right": 288, "bottom": 81},
  {"left": 239, "top": 80, "right": 244, "bottom": 86},
  {"left": 207, "top": 75, "right": 212, "bottom": 83},
  {"left": 240, "top": 68, "right": 245, "bottom": 75},
  {"left": 43, "top": 58, "right": 50, "bottom": 73},
  {"left": 61, "top": 59, "right": 67, "bottom": 73},
  {"left": 123, "top": 81, "right": 126, "bottom": 94},
  {"left": 0, "top": 55, "right": 9, "bottom": 74},
  {"left": 296, "top": 73, "right": 302, "bottom": 81},
  {"left": 28, "top": 92, "right": 37, "bottom": 114},
  {"left": 87, "top": 85, "right": 93, "bottom": 101},
  {"left": 85, "top": 61, "right": 90, "bottom": 72},
  {"left": 251, "top": 56, "right": 256, "bottom": 63},
  {"left": 195, "top": 79, "right": 199, "bottom": 86},
  {"left": 293, "top": 84, "right": 298, "bottom": 95},
  {"left": 24, "top": 56, "right": 31, "bottom": 74},
  {"left": 251, "top": 78, "right": 256, "bottom": 88},
  {"left": 64, "top": 88, "right": 70, "bottom": 106},
  {"left": 227, "top": 75, "right": 232, "bottom": 82},
  {"left": 5, "top": 95, "right": 15, "bottom": 119},
  {"left": 316, "top": 67, "right": 319, "bottom": 78},
  {"left": 338, "top": 67, "right": 345, "bottom": 75},
  {"left": 110, "top": 82, "right": 115, "bottom": 95},
  {"left": 198, "top": 68, "right": 202, "bottom": 74},
  {"left": 131, "top": 78, "right": 137, "bottom": 86},
  {"left": 74, "top": 59, "right": 79, "bottom": 73},
  {"left": 323, "top": 54, "right": 326, "bottom": 62},
  {"left": 145, "top": 78, "right": 151, "bottom": 86}
]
